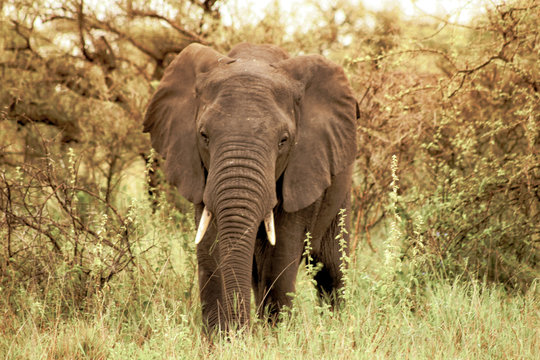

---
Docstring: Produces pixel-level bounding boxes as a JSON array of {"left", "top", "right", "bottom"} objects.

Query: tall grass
[
  {"left": 1, "top": 189, "right": 538, "bottom": 359},
  {"left": 2, "top": 252, "right": 538, "bottom": 359}
]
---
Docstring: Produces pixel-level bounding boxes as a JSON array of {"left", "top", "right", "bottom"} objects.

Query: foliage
[
  {"left": 0, "top": 0, "right": 215, "bottom": 299},
  {"left": 339, "top": 0, "right": 538, "bottom": 290},
  {"left": 0, "top": 0, "right": 538, "bottom": 357},
  {"left": 417, "top": 2, "right": 540, "bottom": 288},
  {"left": 1, "top": 138, "right": 138, "bottom": 304}
]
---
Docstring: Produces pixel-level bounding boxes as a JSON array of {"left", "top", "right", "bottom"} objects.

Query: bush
[{"left": 347, "top": 0, "right": 538, "bottom": 290}]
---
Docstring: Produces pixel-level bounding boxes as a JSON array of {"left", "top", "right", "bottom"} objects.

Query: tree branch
[
  {"left": 77, "top": 0, "right": 94, "bottom": 62},
  {"left": 128, "top": 8, "right": 208, "bottom": 44}
]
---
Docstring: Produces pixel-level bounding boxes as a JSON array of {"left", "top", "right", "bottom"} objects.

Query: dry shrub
[
  {"left": 350, "top": 62, "right": 441, "bottom": 253},
  {"left": 0, "top": 129, "right": 145, "bottom": 310},
  {"left": 349, "top": 0, "right": 538, "bottom": 290}
]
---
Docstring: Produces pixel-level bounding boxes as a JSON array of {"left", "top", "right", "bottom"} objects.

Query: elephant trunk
[
  {"left": 215, "top": 206, "right": 256, "bottom": 329},
  {"left": 204, "top": 140, "right": 276, "bottom": 330}
]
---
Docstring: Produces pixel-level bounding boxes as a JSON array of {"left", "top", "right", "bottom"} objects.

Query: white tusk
[
  {"left": 195, "top": 207, "right": 212, "bottom": 245},
  {"left": 264, "top": 211, "right": 276, "bottom": 246}
]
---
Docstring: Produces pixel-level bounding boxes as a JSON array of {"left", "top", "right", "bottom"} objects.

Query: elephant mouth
[{"left": 194, "top": 206, "right": 275, "bottom": 246}]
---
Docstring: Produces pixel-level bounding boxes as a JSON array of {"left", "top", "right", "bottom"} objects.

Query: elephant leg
[
  {"left": 195, "top": 207, "right": 222, "bottom": 331},
  {"left": 197, "top": 246, "right": 221, "bottom": 331},
  {"left": 252, "top": 213, "right": 305, "bottom": 322},
  {"left": 312, "top": 196, "right": 351, "bottom": 305}
]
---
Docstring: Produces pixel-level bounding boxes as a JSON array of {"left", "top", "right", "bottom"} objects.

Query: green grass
[{"left": 1, "top": 220, "right": 538, "bottom": 360}]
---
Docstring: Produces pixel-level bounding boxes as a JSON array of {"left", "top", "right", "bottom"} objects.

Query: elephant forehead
[
  {"left": 201, "top": 99, "right": 288, "bottom": 130},
  {"left": 198, "top": 96, "right": 295, "bottom": 139},
  {"left": 199, "top": 60, "right": 295, "bottom": 97},
  {"left": 218, "top": 58, "right": 278, "bottom": 78}
]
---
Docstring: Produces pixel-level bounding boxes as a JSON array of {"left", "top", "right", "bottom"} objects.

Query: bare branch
[
  {"left": 129, "top": 8, "right": 208, "bottom": 44},
  {"left": 77, "top": 0, "right": 94, "bottom": 62},
  {"left": 9, "top": 20, "right": 38, "bottom": 55}
]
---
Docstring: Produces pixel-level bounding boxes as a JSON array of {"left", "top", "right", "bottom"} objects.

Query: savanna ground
[{"left": 1, "top": 0, "right": 538, "bottom": 358}]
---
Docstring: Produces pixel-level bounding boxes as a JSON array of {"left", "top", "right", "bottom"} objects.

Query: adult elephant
[{"left": 143, "top": 43, "right": 357, "bottom": 332}]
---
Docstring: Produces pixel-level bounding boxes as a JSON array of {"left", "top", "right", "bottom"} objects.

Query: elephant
[{"left": 143, "top": 42, "right": 358, "bottom": 332}]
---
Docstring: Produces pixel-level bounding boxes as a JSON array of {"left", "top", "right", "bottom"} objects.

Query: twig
[{"left": 129, "top": 9, "right": 207, "bottom": 44}]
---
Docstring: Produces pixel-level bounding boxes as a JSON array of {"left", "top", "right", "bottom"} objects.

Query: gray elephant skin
[{"left": 143, "top": 43, "right": 357, "bottom": 332}]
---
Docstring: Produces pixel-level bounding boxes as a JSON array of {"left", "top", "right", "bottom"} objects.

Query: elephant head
[{"left": 143, "top": 43, "right": 357, "bottom": 331}]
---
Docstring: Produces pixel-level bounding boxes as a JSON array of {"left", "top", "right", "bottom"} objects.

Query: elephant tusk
[
  {"left": 264, "top": 211, "right": 276, "bottom": 246},
  {"left": 195, "top": 207, "right": 212, "bottom": 245}
]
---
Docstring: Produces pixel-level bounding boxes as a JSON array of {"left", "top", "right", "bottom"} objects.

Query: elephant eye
[
  {"left": 200, "top": 130, "right": 209, "bottom": 145},
  {"left": 278, "top": 134, "right": 289, "bottom": 149}
]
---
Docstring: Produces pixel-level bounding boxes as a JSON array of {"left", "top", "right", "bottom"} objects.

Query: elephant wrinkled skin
[{"left": 143, "top": 43, "right": 358, "bottom": 332}]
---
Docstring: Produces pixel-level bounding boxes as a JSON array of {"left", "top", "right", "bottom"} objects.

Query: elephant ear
[
  {"left": 278, "top": 55, "right": 357, "bottom": 213},
  {"left": 143, "top": 43, "right": 232, "bottom": 204}
]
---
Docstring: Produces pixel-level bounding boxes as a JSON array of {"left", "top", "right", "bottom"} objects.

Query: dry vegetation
[{"left": 0, "top": 0, "right": 538, "bottom": 358}]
